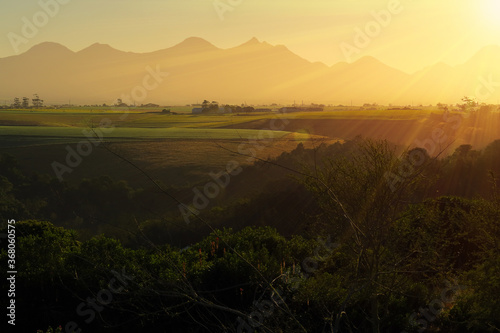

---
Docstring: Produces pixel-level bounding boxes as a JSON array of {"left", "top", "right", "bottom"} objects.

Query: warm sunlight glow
[{"left": 481, "top": 0, "right": 500, "bottom": 27}]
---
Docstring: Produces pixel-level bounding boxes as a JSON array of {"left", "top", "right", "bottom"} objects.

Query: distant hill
[{"left": 1, "top": 38, "right": 499, "bottom": 105}]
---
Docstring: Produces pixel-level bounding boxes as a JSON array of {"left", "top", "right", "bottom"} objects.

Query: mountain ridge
[
  {"left": 1, "top": 37, "right": 499, "bottom": 105},
  {"left": 11, "top": 37, "right": 500, "bottom": 73}
]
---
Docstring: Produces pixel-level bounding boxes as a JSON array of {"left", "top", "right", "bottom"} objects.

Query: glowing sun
[{"left": 480, "top": 0, "right": 500, "bottom": 26}]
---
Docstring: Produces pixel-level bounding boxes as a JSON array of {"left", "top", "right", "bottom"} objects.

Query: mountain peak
[
  {"left": 74, "top": 43, "right": 131, "bottom": 59},
  {"left": 239, "top": 37, "right": 274, "bottom": 49},
  {"left": 24, "top": 42, "right": 74, "bottom": 56},
  {"left": 470, "top": 44, "right": 500, "bottom": 59},
  {"left": 241, "top": 37, "right": 261, "bottom": 46},
  {"left": 477, "top": 44, "right": 500, "bottom": 53},
  {"left": 462, "top": 44, "right": 500, "bottom": 70},
  {"left": 90, "top": 42, "right": 111, "bottom": 47},
  {"left": 350, "top": 56, "right": 389, "bottom": 69},
  {"left": 353, "top": 56, "right": 382, "bottom": 65},
  {"left": 78, "top": 43, "right": 118, "bottom": 53},
  {"left": 170, "top": 37, "right": 219, "bottom": 52}
]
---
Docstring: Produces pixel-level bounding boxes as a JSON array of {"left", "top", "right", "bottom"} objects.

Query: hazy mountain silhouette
[{"left": 1, "top": 37, "right": 499, "bottom": 105}]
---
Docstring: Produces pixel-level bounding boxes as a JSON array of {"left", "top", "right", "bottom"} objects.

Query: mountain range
[{"left": 1, "top": 37, "right": 500, "bottom": 105}]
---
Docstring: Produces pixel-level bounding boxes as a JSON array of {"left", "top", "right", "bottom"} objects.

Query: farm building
[
  {"left": 218, "top": 106, "right": 232, "bottom": 113},
  {"left": 279, "top": 106, "right": 324, "bottom": 112},
  {"left": 279, "top": 107, "right": 302, "bottom": 113}
]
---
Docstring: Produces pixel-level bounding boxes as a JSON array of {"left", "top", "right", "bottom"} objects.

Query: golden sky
[{"left": 1, "top": 0, "right": 500, "bottom": 73}]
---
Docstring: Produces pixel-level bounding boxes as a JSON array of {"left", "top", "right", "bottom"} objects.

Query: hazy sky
[{"left": 1, "top": 0, "right": 500, "bottom": 73}]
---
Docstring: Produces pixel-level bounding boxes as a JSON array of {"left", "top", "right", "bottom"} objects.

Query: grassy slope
[
  {"left": 0, "top": 109, "right": 332, "bottom": 186},
  {"left": 5, "top": 108, "right": 498, "bottom": 187},
  {"left": 0, "top": 126, "right": 297, "bottom": 140}
]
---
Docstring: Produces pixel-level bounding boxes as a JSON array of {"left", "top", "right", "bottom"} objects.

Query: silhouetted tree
[
  {"left": 13, "top": 97, "right": 21, "bottom": 108},
  {"left": 21, "top": 97, "right": 29, "bottom": 108},
  {"left": 302, "top": 139, "right": 436, "bottom": 333}
]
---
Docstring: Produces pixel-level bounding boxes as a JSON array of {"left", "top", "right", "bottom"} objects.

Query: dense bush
[{"left": 1, "top": 139, "right": 500, "bottom": 332}]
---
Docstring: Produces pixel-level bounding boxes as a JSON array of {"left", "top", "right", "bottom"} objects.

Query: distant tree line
[{"left": 11, "top": 94, "right": 44, "bottom": 109}]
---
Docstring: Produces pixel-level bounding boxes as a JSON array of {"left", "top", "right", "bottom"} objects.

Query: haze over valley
[{"left": 2, "top": 38, "right": 500, "bottom": 105}]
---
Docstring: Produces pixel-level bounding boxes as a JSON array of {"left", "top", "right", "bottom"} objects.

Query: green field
[
  {"left": 0, "top": 126, "right": 299, "bottom": 140},
  {"left": 0, "top": 109, "right": 336, "bottom": 185},
  {"left": 0, "top": 109, "right": 287, "bottom": 129},
  {"left": 0, "top": 108, "right": 442, "bottom": 128},
  {"left": 6, "top": 107, "right": 492, "bottom": 187}
]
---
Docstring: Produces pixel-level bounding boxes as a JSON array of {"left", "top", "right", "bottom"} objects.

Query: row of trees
[
  {"left": 200, "top": 99, "right": 257, "bottom": 113},
  {"left": 436, "top": 96, "right": 499, "bottom": 113},
  {"left": 201, "top": 99, "right": 219, "bottom": 112},
  {"left": 12, "top": 94, "right": 44, "bottom": 108}
]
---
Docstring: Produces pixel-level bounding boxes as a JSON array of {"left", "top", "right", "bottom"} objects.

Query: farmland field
[
  {"left": 0, "top": 109, "right": 333, "bottom": 186},
  {"left": 0, "top": 125, "right": 303, "bottom": 140},
  {"left": 1, "top": 108, "right": 499, "bottom": 186}
]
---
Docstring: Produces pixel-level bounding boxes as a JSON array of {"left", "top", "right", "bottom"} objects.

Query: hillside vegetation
[{"left": 1, "top": 136, "right": 500, "bottom": 332}]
